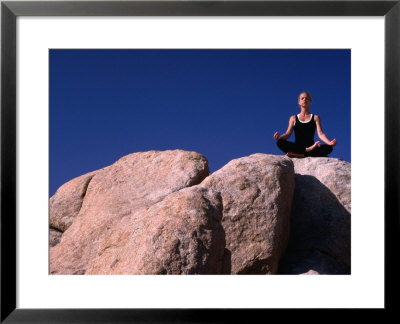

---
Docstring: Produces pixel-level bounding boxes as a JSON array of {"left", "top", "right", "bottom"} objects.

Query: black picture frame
[{"left": 1, "top": 0, "right": 399, "bottom": 322}]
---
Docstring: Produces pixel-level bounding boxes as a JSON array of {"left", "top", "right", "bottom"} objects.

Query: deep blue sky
[{"left": 50, "top": 49, "right": 351, "bottom": 197}]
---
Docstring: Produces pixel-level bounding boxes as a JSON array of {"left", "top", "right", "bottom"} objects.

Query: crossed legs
[{"left": 277, "top": 139, "right": 333, "bottom": 158}]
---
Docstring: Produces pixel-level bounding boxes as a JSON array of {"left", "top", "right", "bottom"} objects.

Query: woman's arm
[
  {"left": 273, "top": 115, "right": 296, "bottom": 140},
  {"left": 315, "top": 115, "right": 337, "bottom": 146}
]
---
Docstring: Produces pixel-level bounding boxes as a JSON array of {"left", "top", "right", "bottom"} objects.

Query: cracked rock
[{"left": 278, "top": 157, "right": 351, "bottom": 274}]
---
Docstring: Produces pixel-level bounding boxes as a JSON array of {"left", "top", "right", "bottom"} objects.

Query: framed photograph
[{"left": 1, "top": 0, "right": 398, "bottom": 321}]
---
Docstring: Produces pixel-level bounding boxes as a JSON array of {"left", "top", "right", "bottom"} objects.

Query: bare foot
[{"left": 286, "top": 152, "right": 305, "bottom": 158}]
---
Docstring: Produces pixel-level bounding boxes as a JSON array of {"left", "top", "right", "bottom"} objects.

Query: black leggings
[{"left": 277, "top": 139, "right": 333, "bottom": 157}]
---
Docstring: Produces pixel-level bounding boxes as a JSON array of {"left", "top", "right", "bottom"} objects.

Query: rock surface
[
  {"left": 86, "top": 186, "right": 225, "bottom": 274},
  {"left": 50, "top": 150, "right": 209, "bottom": 274},
  {"left": 201, "top": 154, "right": 294, "bottom": 274},
  {"left": 291, "top": 158, "right": 351, "bottom": 213},
  {"left": 49, "top": 228, "right": 62, "bottom": 248},
  {"left": 49, "top": 151, "right": 351, "bottom": 275},
  {"left": 50, "top": 171, "right": 98, "bottom": 233},
  {"left": 278, "top": 157, "right": 351, "bottom": 275}
]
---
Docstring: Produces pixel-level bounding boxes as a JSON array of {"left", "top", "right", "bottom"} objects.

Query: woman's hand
[
  {"left": 273, "top": 132, "right": 280, "bottom": 140},
  {"left": 312, "top": 141, "right": 321, "bottom": 150},
  {"left": 306, "top": 141, "right": 321, "bottom": 152},
  {"left": 329, "top": 139, "right": 337, "bottom": 146}
]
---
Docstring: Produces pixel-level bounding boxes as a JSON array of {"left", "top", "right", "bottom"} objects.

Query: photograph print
[{"left": 49, "top": 49, "right": 351, "bottom": 275}]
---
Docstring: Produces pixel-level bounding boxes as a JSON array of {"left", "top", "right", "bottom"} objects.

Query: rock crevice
[{"left": 278, "top": 158, "right": 351, "bottom": 275}]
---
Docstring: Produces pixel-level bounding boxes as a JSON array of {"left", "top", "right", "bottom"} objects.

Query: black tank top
[{"left": 294, "top": 114, "right": 316, "bottom": 148}]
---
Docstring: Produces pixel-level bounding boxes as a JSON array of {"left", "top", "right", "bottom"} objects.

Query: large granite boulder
[
  {"left": 278, "top": 157, "right": 351, "bottom": 275},
  {"left": 50, "top": 150, "right": 210, "bottom": 274},
  {"left": 201, "top": 154, "right": 295, "bottom": 274}
]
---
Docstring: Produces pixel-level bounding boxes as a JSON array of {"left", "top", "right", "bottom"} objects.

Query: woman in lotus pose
[{"left": 273, "top": 91, "right": 336, "bottom": 158}]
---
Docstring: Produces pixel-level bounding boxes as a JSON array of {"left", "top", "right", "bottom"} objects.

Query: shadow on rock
[
  {"left": 278, "top": 174, "right": 351, "bottom": 275},
  {"left": 223, "top": 248, "right": 232, "bottom": 274}
]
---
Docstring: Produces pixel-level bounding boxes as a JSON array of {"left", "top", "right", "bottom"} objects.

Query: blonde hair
[{"left": 298, "top": 91, "right": 312, "bottom": 102}]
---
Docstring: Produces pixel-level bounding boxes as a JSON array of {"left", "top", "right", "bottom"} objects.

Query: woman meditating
[{"left": 273, "top": 91, "right": 337, "bottom": 158}]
